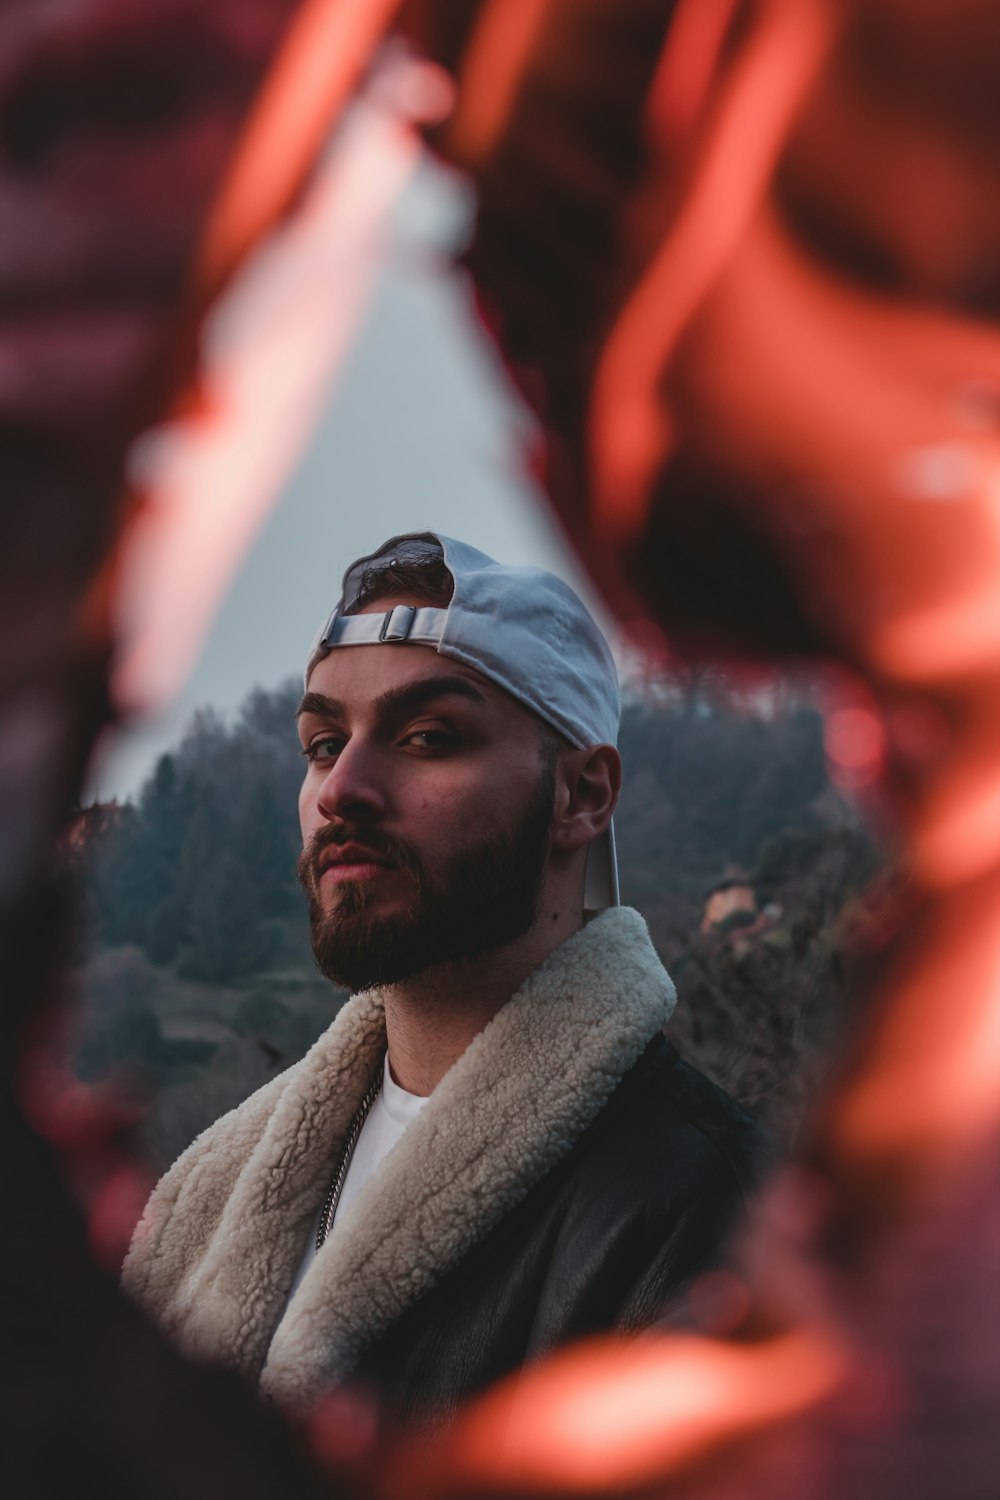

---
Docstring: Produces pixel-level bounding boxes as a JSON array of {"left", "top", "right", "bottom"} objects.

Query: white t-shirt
[{"left": 276, "top": 1054, "right": 429, "bottom": 1322}]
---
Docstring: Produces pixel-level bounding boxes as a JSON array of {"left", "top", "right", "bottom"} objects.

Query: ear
[{"left": 551, "top": 744, "right": 621, "bottom": 853}]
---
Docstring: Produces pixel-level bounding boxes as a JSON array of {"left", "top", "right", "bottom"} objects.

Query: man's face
[{"left": 296, "top": 627, "right": 558, "bottom": 992}]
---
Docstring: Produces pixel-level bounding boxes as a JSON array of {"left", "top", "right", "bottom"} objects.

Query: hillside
[{"left": 72, "top": 673, "right": 889, "bottom": 1165}]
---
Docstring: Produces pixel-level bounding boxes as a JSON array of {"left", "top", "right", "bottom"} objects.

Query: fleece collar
[{"left": 122, "top": 907, "right": 675, "bottom": 1410}]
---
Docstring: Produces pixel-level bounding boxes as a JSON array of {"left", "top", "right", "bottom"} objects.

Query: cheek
[
  {"left": 298, "top": 778, "right": 317, "bottom": 842},
  {"left": 426, "top": 758, "right": 537, "bottom": 833},
  {"left": 407, "top": 778, "right": 475, "bottom": 839}
]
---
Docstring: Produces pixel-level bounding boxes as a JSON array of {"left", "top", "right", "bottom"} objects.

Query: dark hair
[{"left": 345, "top": 554, "right": 454, "bottom": 614}]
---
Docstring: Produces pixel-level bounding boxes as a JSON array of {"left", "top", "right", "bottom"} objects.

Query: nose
[{"left": 314, "top": 739, "right": 388, "bottom": 826}]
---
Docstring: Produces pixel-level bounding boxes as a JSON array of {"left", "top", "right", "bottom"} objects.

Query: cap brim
[{"left": 584, "top": 822, "right": 620, "bottom": 912}]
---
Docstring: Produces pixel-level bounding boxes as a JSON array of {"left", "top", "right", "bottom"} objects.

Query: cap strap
[{"left": 321, "top": 606, "right": 448, "bottom": 649}]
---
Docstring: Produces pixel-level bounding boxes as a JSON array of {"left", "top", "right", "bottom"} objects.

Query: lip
[{"left": 318, "top": 844, "right": 396, "bottom": 882}]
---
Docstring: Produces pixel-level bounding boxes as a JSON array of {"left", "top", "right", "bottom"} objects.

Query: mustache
[{"left": 298, "top": 823, "right": 423, "bottom": 890}]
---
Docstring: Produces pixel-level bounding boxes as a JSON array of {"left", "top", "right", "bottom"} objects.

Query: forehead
[
  {"left": 306, "top": 640, "right": 471, "bottom": 697},
  {"left": 302, "top": 640, "right": 540, "bottom": 735}
]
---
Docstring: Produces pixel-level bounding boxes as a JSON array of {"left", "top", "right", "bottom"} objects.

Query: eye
[
  {"left": 402, "top": 727, "right": 458, "bottom": 752},
  {"left": 302, "top": 734, "right": 345, "bottom": 764}
]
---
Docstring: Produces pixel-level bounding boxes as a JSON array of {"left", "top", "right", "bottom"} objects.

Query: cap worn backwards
[{"left": 305, "top": 532, "right": 621, "bottom": 910}]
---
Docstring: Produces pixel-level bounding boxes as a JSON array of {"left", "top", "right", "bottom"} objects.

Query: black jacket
[
  {"left": 122, "top": 909, "right": 766, "bottom": 1422},
  {"left": 355, "top": 1036, "right": 764, "bottom": 1423}
]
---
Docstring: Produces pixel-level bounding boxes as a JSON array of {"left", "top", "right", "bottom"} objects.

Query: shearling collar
[{"left": 122, "top": 906, "right": 676, "bottom": 1410}]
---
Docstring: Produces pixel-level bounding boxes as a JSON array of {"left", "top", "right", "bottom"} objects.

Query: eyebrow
[{"left": 296, "top": 674, "right": 489, "bottom": 724}]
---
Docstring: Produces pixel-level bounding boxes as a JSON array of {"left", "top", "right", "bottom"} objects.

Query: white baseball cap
[{"left": 306, "top": 532, "right": 621, "bottom": 910}]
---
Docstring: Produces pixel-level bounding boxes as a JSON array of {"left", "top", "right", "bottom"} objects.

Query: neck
[{"left": 382, "top": 900, "right": 582, "bottom": 1096}]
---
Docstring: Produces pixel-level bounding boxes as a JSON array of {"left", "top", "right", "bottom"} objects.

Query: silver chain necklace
[{"left": 315, "top": 1066, "right": 383, "bottom": 1251}]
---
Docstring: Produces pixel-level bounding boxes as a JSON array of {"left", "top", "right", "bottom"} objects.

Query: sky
[{"left": 91, "top": 152, "right": 609, "bottom": 803}]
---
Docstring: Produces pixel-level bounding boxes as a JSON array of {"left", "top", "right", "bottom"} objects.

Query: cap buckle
[{"left": 379, "top": 604, "right": 417, "bottom": 643}]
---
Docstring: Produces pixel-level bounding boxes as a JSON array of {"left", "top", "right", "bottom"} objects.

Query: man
[{"left": 123, "top": 532, "right": 764, "bottom": 1424}]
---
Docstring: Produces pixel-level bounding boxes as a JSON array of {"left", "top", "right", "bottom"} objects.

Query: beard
[{"left": 298, "top": 765, "right": 556, "bottom": 993}]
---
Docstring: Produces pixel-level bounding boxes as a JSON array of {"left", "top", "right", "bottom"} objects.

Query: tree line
[
  {"left": 86, "top": 687, "right": 309, "bottom": 982},
  {"left": 75, "top": 671, "right": 885, "bottom": 1154},
  {"left": 84, "top": 673, "right": 845, "bottom": 976}
]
